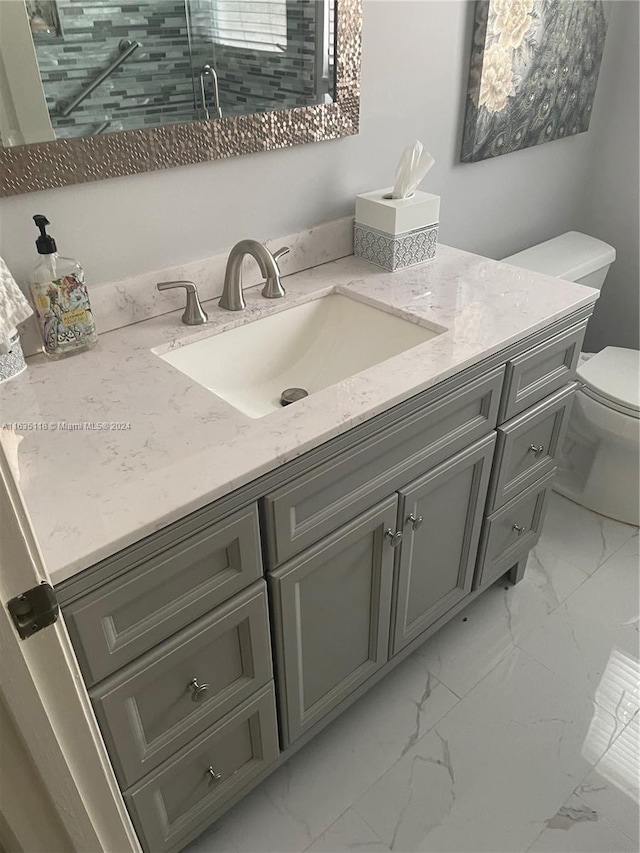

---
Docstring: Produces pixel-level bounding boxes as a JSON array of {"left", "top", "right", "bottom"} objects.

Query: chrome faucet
[
  {"left": 157, "top": 280, "right": 208, "bottom": 325},
  {"left": 219, "top": 239, "right": 290, "bottom": 311}
]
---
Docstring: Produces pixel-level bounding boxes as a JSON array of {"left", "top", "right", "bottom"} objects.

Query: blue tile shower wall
[
  {"left": 33, "top": 0, "right": 330, "bottom": 136},
  {"left": 188, "top": 0, "right": 321, "bottom": 114},
  {"left": 33, "top": 1, "right": 198, "bottom": 137}
]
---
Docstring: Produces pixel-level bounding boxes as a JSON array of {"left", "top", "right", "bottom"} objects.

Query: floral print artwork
[{"left": 461, "top": 0, "right": 608, "bottom": 162}]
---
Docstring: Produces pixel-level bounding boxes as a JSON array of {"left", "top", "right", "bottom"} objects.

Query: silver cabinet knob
[
  {"left": 206, "top": 765, "right": 222, "bottom": 783},
  {"left": 384, "top": 528, "right": 403, "bottom": 548},
  {"left": 528, "top": 444, "right": 545, "bottom": 457},
  {"left": 406, "top": 513, "right": 424, "bottom": 531},
  {"left": 188, "top": 677, "right": 209, "bottom": 702},
  {"left": 512, "top": 524, "right": 527, "bottom": 536}
]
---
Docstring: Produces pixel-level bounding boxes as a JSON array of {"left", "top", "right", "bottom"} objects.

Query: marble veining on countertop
[{"left": 0, "top": 246, "right": 598, "bottom": 585}]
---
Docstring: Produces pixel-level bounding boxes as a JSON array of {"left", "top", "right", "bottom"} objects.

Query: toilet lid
[{"left": 577, "top": 347, "right": 640, "bottom": 415}]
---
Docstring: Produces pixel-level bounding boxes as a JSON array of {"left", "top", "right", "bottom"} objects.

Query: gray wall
[
  {"left": 0, "top": 0, "right": 636, "bottom": 358},
  {"left": 581, "top": 0, "right": 639, "bottom": 352}
]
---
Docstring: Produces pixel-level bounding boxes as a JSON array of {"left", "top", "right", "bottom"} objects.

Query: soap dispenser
[{"left": 29, "top": 215, "right": 98, "bottom": 358}]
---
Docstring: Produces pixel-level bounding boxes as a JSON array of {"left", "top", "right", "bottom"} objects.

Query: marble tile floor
[{"left": 187, "top": 493, "right": 639, "bottom": 853}]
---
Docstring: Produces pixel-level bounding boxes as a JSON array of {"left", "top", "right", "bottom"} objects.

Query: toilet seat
[{"left": 577, "top": 347, "right": 639, "bottom": 419}]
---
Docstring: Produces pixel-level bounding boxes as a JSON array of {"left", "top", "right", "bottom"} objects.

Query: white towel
[{"left": 0, "top": 256, "right": 33, "bottom": 354}]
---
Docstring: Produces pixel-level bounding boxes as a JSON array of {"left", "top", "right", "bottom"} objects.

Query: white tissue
[
  {"left": 0, "top": 256, "right": 32, "bottom": 354},
  {"left": 391, "top": 141, "right": 435, "bottom": 200}
]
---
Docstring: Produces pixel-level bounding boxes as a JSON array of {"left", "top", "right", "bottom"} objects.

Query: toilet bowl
[
  {"left": 557, "top": 348, "right": 639, "bottom": 525},
  {"left": 503, "top": 232, "right": 639, "bottom": 526}
]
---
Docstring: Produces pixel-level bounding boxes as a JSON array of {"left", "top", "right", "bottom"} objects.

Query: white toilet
[{"left": 503, "top": 231, "right": 639, "bottom": 526}]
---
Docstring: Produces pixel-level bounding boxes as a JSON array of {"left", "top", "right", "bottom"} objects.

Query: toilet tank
[{"left": 502, "top": 231, "right": 616, "bottom": 289}]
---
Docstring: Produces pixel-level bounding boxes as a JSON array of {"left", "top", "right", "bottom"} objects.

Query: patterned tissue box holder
[
  {"left": 0, "top": 330, "right": 27, "bottom": 384},
  {"left": 354, "top": 188, "right": 440, "bottom": 272}
]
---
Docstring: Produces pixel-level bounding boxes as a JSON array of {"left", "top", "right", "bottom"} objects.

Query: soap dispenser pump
[{"left": 29, "top": 215, "right": 98, "bottom": 358}]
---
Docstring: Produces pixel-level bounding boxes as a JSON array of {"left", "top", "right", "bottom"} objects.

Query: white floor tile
[
  {"left": 518, "top": 534, "right": 640, "bottom": 714},
  {"left": 577, "top": 711, "right": 640, "bottom": 845},
  {"left": 305, "top": 809, "right": 391, "bottom": 852},
  {"left": 414, "top": 542, "right": 587, "bottom": 698},
  {"left": 539, "top": 492, "right": 637, "bottom": 576},
  {"left": 527, "top": 793, "right": 636, "bottom": 852},
  {"left": 576, "top": 769, "right": 640, "bottom": 846},
  {"left": 353, "top": 648, "right": 616, "bottom": 852},
  {"left": 185, "top": 785, "right": 312, "bottom": 852},
  {"left": 249, "top": 655, "right": 457, "bottom": 847}
]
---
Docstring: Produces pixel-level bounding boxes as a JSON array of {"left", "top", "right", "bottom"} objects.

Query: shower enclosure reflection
[{"left": 5, "top": 0, "right": 335, "bottom": 143}]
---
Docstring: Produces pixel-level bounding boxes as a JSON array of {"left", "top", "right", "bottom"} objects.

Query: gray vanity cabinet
[
  {"left": 54, "top": 308, "right": 592, "bottom": 853},
  {"left": 391, "top": 435, "right": 495, "bottom": 655},
  {"left": 269, "top": 496, "right": 398, "bottom": 746}
]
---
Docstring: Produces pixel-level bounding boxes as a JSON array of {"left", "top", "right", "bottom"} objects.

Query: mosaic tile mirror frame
[
  {"left": 0, "top": 0, "right": 361, "bottom": 196},
  {"left": 461, "top": 0, "right": 608, "bottom": 163}
]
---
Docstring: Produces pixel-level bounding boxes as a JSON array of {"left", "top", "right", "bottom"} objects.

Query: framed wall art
[{"left": 461, "top": 0, "right": 608, "bottom": 162}]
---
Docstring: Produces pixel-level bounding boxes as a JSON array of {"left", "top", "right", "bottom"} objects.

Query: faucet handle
[
  {"left": 157, "top": 280, "right": 208, "bottom": 326},
  {"left": 262, "top": 246, "right": 290, "bottom": 299},
  {"left": 273, "top": 246, "right": 290, "bottom": 265}
]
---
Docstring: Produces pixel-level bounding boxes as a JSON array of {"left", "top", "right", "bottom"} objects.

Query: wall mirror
[{"left": 0, "top": 0, "right": 361, "bottom": 196}]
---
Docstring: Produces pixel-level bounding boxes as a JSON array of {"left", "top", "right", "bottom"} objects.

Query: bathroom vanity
[{"left": 0, "top": 247, "right": 597, "bottom": 853}]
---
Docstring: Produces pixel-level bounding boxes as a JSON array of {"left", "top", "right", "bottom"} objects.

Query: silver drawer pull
[
  {"left": 528, "top": 444, "right": 545, "bottom": 457},
  {"left": 406, "top": 513, "right": 424, "bottom": 531},
  {"left": 384, "top": 528, "right": 403, "bottom": 548},
  {"left": 512, "top": 524, "right": 527, "bottom": 536},
  {"left": 206, "top": 765, "right": 222, "bottom": 783},
  {"left": 188, "top": 677, "right": 209, "bottom": 702}
]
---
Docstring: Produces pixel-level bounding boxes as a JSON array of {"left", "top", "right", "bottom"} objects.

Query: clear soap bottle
[{"left": 29, "top": 215, "right": 98, "bottom": 358}]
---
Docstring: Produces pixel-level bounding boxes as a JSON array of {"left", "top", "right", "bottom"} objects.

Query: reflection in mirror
[{"left": 1, "top": 0, "right": 336, "bottom": 146}]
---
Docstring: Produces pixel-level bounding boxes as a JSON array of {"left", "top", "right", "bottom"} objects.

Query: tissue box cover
[
  {"left": 0, "top": 332, "right": 27, "bottom": 384},
  {"left": 354, "top": 187, "right": 440, "bottom": 271},
  {"left": 355, "top": 188, "right": 440, "bottom": 235},
  {"left": 354, "top": 222, "right": 439, "bottom": 272}
]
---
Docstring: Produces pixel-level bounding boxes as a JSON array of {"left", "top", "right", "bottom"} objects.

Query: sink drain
[{"left": 280, "top": 387, "right": 309, "bottom": 407}]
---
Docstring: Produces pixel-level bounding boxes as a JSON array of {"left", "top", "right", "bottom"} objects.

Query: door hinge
[{"left": 7, "top": 582, "right": 59, "bottom": 639}]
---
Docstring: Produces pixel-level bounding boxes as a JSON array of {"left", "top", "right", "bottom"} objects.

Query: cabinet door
[
  {"left": 270, "top": 496, "right": 398, "bottom": 746},
  {"left": 391, "top": 435, "right": 495, "bottom": 655}
]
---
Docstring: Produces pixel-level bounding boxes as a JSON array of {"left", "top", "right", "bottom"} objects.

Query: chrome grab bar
[
  {"left": 91, "top": 120, "right": 111, "bottom": 136},
  {"left": 57, "top": 39, "right": 141, "bottom": 117},
  {"left": 199, "top": 64, "right": 223, "bottom": 120}
]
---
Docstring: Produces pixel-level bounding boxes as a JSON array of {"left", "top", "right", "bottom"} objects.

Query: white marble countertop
[{"left": 0, "top": 246, "right": 598, "bottom": 585}]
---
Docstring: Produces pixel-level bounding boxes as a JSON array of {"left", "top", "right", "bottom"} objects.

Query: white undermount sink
[{"left": 157, "top": 293, "right": 444, "bottom": 418}]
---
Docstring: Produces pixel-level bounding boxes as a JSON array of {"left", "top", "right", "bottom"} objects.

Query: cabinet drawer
[
  {"left": 263, "top": 368, "right": 504, "bottom": 567},
  {"left": 125, "top": 683, "right": 279, "bottom": 853},
  {"left": 64, "top": 504, "right": 263, "bottom": 685},
  {"left": 500, "top": 322, "right": 586, "bottom": 421},
  {"left": 270, "top": 497, "right": 397, "bottom": 746},
  {"left": 91, "top": 581, "right": 272, "bottom": 788},
  {"left": 474, "top": 470, "right": 555, "bottom": 590},
  {"left": 488, "top": 383, "right": 575, "bottom": 511}
]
